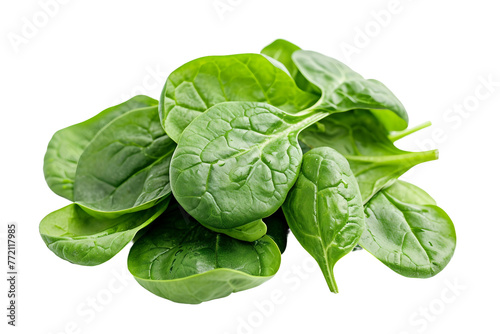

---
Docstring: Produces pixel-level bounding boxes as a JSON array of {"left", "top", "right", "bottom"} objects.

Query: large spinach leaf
[
  {"left": 74, "top": 105, "right": 175, "bottom": 218},
  {"left": 159, "top": 53, "right": 318, "bottom": 142},
  {"left": 300, "top": 110, "right": 438, "bottom": 203},
  {"left": 127, "top": 201, "right": 283, "bottom": 304},
  {"left": 360, "top": 181, "right": 456, "bottom": 277},
  {"left": 282, "top": 147, "right": 365, "bottom": 292},
  {"left": 40, "top": 199, "right": 169, "bottom": 266},
  {"left": 44, "top": 96, "right": 158, "bottom": 200},
  {"left": 170, "top": 101, "right": 331, "bottom": 241}
]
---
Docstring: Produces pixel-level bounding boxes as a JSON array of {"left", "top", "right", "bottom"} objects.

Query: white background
[{"left": 1, "top": 1, "right": 499, "bottom": 333}]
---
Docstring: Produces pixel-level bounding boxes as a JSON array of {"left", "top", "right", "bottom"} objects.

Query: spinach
[
  {"left": 40, "top": 40, "right": 456, "bottom": 303},
  {"left": 170, "top": 101, "right": 330, "bottom": 241},
  {"left": 159, "top": 53, "right": 318, "bottom": 142},
  {"left": 359, "top": 181, "right": 456, "bottom": 277},
  {"left": 74, "top": 105, "right": 175, "bottom": 217},
  {"left": 40, "top": 199, "right": 169, "bottom": 266},
  {"left": 261, "top": 39, "right": 317, "bottom": 94},
  {"left": 170, "top": 49, "right": 409, "bottom": 240},
  {"left": 44, "top": 95, "right": 158, "bottom": 200},
  {"left": 300, "top": 110, "right": 438, "bottom": 202},
  {"left": 127, "top": 201, "right": 283, "bottom": 304},
  {"left": 282, "top": 147, "right": 365, "bottom": 292}
]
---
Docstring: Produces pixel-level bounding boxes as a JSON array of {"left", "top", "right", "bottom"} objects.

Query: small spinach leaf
[
  {"left": 282, "top": 147, "right": 365, "bottom": 292},
  {"left": 170, "top": 101, "right": 330, "bottom": 241},
  {"left": 39, "top": 199, "right": 169, "bottom": 266},
  {"left": 43, "top": 96, "right": 158, "bottom": 200},
  {"left": 159, "top": 53, "right": 318, "bottom": 142},
  {"left": 293, "top": 50, "right": 409, "bottom": 130},
  {"left": 127, "top": 201, "right": 282, "bottom": 304},
  {"left": 300, "top": 110, "right": 438, "bottom": 203},
  {"left": 261, "top": 39, "right": 317, "bottom": 94},
  {"left": 360, "top": 181, "right": 456, "bottom": 278},
  {"left": 74, "top": 105, "right": 175, "bottom": 218}
]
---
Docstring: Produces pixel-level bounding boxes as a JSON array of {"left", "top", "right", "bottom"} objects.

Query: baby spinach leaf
[
  {"left": 39, "top": 199, "right": 169, "bottom": 266},
  {"left": 282, "top": 147, "right": 365, "bottom": 292},
  {"left": 170, "top": 101, "right": 330, "bottom": 241},
  {"left": 292, "top": 50, "right": 409, "bottom": 130},
  {"left": 261, "top": 39, "right": 317, "bottom": 94},
  {"left": 127, "top": 201, "right": 282, "bottom": 304},
  {"left": 159, "top": 53, "right": 318, "bottom": 142},
  {"left": 359, "top": 181, "right": 456, "bottom": 278},
  {"left": 44, "top": 96, "right": 158, "bottom": 200},
  {"left": 299, "top": 110, "right": 438, "bottom": 203},
  {"left": 74, "top": 105, "right": 175, "bottom": 218}
]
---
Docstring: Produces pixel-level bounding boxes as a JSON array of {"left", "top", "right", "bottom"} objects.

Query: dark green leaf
[
  {"left": 282, "top": 147, "right": 365, "bottom": 292},
  {"left": 127, "top": 202, "right": 282, "bottom": 304},
  {"left": 170, "top": 101, "right": 330, "bottom": 241},
  {"left": 300, "top": 110, "right": 438, "bottom": 203},
  {"left": 43, "top": 96, "right": 158, "bottom": 200},
  {"left": 159, "top": 53, "right": 318, "bottom": 142},
  {"left": 74, "top": 105, "right": 175, "bottom": 217}
]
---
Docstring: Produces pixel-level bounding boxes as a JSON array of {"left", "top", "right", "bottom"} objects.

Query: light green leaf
[
  {"left": 40, "top": 199, "right": 168, "bottom": 266},
  {"left": 360, "top": 181, "right": 456, "bottom": 278}
]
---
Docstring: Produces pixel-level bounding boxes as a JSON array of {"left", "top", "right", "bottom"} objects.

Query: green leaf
[
  {"left": 282, "top": 147, "right": 365, "bottom": 293},
  {"left": 300, "top": 110, "right": 438, "bottom": 203},
  {"left": 159, "top": 53, "right": 318, "bottom": 142},
  {"left": 74, "top": 105, "right": 175, "bottom": 218},
  {"left": 359, "top": 181, "right": 456, "bottom": 278},
  {"left": 127, "top": 201, "right": 282, "bottom": 304},
  {"left": 39, "top": 199, "right": 169, "bottom": 266},
  {"left": 293, "top": 50, "right": 409, "bottom": 130},
  {"left": 170, "top": 101, "right": 330, "bottom": 241},
  {"left": 43, "top": 96, "right": 158, "bottom": 200},
  {"left": 261, "top": 39, "right": 317, "bottom": 94}
]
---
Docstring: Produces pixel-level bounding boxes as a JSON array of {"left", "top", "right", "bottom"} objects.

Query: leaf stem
[{"left": 388, "top": 121, "right": 432, "bottom": 142}]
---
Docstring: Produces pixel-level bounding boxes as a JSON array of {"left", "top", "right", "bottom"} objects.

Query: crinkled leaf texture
[
  {"left": 39, "top": 199, "right": 169, "bottom": 266},
  {"left": 282, "top": 147, "right": 365, "bottom": 292},
  {"left": 360, "top": 181, "right": 456, "bottom": 278},
  {"left": 300, "top": 110, "right": 438, "bottom": 203},
  {"left": 159, "top": 53, "right": 318, "bottom": 142},
  {"left": 128, "top": 202, "right": 282, "bottom": 304},
  {"left": 43, "top": 96, "right": 158, "bottom": 200},
  {"left": 74, "top": 105, "right": 175, "bottom": 218},
  {"left": 170, "top": 101, "right": 329, "bottom": 241}
]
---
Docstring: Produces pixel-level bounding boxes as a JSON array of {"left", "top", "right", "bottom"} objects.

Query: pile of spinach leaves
[{"left": 41, "top": 39, "right": 456, "bottom": 303}]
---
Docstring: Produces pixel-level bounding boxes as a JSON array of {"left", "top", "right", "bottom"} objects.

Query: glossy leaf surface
[
  {"left": 282, "top": 147, "right": 365, "bottom": 292},
  {"left": 74, "top": 105, "right": 175, "bottom": 217},
  {"left": 40, "top": 200, "right": 168, "bottom": 266},
  {"left": 44, "top": 96, "right": 158, "bottom": 200},
  {"left": 360, "top": 181, "right": 456, "bottom": 278},
  {"left": 128, "top": 202, "right": 282, "bottom": 304},
  {"left": 170, "top": 101, "right": 329, "bottom": 240},
  {"left": 159, "top": 53, "right": 317, "bottom": 142}
]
